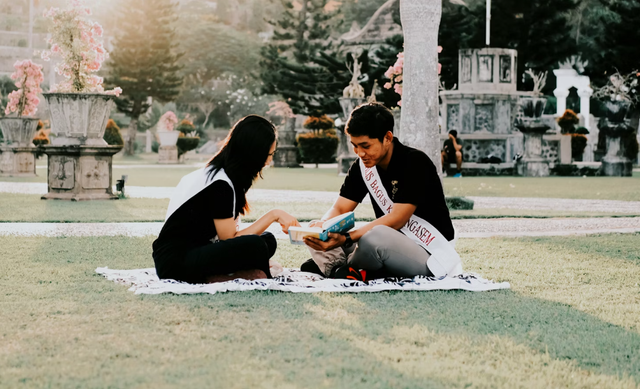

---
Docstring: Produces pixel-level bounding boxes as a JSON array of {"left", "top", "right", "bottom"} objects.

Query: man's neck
[{"left": 376, "top": 141, "right": 394, "bottom": 170}]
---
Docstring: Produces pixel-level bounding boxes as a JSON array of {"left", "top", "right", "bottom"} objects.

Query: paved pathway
[
  {"left": 2, "top": 182, "right": 640, "bottom": 213},
  {"left": 2, "top": 218, "right": 639, "bottom": 239}
]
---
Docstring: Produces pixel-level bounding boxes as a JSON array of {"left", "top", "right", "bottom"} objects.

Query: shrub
[
  {"left": 574, "top": 126, "right": 589, "bottom": 135},
  {"left": 103, "top": 119, "right": 124, "bottom": 146},
  {"left": 177, "top": 132, "right": 200, "bottom": 157},
  {"left": 32, "top": 129, "right": 50, "bottom": 147},
  {"left": 557, "top": 109, "right": 579, "bottom": 134},
  {"left": 176, "top": 118, "right": 196, "bottom": 135},
  {"left": 151, "top": 140, "right": 159, "bottom": 153},
  {"left": 303, "top": 115, "right": 334, "bottom": 133},
  {"left": 297, "top": 130, "right": 339, "bottom": 166},
  {"left": 571, "top": 133, "right": 588, "bottom": 161}
]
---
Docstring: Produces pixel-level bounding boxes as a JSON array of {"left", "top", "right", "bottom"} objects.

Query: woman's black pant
[{"left": 180, "top": 232, "right": 277, "bottom": 283}]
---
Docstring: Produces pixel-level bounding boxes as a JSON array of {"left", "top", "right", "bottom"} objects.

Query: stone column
[
  {"left": 553, "top": 89, "right": 569, "bottom": 117},
  {"left": 273, "top": 117, "right": 301, "bottom": 168},
  {"left": 145, "top": 130, "right": 152, "bottom": 153},
  {"left": 578, "top": 88, "right": 593, "bottom": 130},
  {"left": 399, "top": 0, "right": 442, "bottom": 172}
]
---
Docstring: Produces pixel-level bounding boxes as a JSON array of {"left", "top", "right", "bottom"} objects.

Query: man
[
  {"left": 441, "top": 130, "right": 463, "bottom": 177},
  {"left": 302, "top": 103, "right": 462, "bottom": 281}
]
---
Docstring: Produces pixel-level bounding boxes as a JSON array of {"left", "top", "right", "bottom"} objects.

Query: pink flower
[
  {"left": 51, "top": 44, "right": 60, "bottom": 53},
  {"left": 92, "top": 23, "right": 103, "bottom": 37},
  {"left": 383, "top": 82, "right": 392, "bottom": 89}
]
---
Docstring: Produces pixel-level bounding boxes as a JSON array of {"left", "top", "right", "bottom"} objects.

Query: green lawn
[
  {"left": 5, "top": 167, "right": 640, "bottom": 201},
  {"left": 0, "top": 234, "right": 639, "bottom": 388},
  {"left": 0, "top": 193, "right": 636, "bottom": 223}
]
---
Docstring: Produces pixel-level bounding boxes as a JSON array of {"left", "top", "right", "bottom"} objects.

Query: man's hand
[
  {"left": 448, "top": 133, "right": 455, "bottom": 141},
  {"left": 303, "top": 232, "right": 346, "bottom": 252},
  {"left": 308, "top": 219, "right": 324, "bottom": 228}
]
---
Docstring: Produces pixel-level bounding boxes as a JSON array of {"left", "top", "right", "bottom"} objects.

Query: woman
[{"left": 152, "top": 115, "right": 300, "bottom": 284}]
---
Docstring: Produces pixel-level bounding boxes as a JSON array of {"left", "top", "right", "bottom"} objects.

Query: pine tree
[
  {"left": 438, "top": 1, "right": 478, "bottom": 90},
  {"left": 476, "top": 0, "right": 580, "bottom": 90},
  {"left": 593, "top": 0, "right": 640, "bottom": 77},
  {"left": 259, "top": 0, "right": 342, "bottom": 116},
  {"left": 105, "top": 0, "right": 183, "bottom": 155}
]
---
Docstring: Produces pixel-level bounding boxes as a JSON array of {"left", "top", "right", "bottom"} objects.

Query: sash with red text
[{"left": 359, "top": 159, "right": 461, "bottom": 278}]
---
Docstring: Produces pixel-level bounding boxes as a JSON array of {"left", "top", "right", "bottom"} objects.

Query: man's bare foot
[{"left": 205, "top": 269, "right": 267, "bottom": 283}]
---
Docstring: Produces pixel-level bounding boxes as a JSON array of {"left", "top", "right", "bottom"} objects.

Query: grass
[
  {"left": 4, "top": 167, "right": 640, "bottom": 201},
  {"left": 0, "top": 233, "right": 639, "bottom": 388},
  {"left": 0, "top": 193, "right": 637, "bottom": 223}
]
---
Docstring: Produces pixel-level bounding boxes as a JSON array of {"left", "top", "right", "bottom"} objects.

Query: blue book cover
[{"left": 288, "top": 212, "right": 355, "bottom": 245}]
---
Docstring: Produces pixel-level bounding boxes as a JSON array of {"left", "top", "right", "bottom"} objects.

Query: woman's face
[{"left": 264, "top": 141, "right": 277, "bottom": 167}]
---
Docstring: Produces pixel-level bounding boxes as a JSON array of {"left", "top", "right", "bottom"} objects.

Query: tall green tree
[
  {"left": 260, "top": 0, "right": 342, "bottom": 116},
  {"left": 105, "top": 0, "right": 183, "bottom": 155},
  {"left": 472, "top": 0, "right": 580, "bottom": 91}
]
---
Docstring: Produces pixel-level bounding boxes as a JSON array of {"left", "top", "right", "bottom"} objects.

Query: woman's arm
[
  {"left": 214, "top": 209, "right": 300, "bottom": 241},
  {"left": 309, "top": 196, "right": 359, "bottom": 227}
]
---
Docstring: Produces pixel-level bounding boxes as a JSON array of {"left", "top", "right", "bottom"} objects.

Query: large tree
[
  {"left": 260, "top": 0, "right": 343, "bottom": 116},
  {"left": 472, "top": 0, "right": 580, "bottom": 91},
  {"left": 105, "top": 0, "right": 183, "bottom": 155}
]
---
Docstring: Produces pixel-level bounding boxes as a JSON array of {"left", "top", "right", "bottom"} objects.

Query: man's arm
[
  {"left": 449, "top": 134, "right": 462, "bottom": 151},
  {"left": 304, "top": 202, "right": 417, "bottom": 251}
]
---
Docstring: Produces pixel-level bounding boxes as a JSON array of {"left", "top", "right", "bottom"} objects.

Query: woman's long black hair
[{"left": 206, "top": 115, "right": 277, "bottom": 217}]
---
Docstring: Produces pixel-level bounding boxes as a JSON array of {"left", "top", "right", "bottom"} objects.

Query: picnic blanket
[{"left": 96, "top": 267, "right": 510, "bottom": 294}]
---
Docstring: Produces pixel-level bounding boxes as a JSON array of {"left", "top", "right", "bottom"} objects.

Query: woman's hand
[
  {"left": 271, "top": 209, "right": 301, "bottom": 234},
  {"left": 308, "top": 219, "right": 324, "bottom": 228}
]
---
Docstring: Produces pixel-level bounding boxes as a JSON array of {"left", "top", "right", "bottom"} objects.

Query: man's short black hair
[
  {"left": 449, "top": 130, "right": 458, "bottom": 138},
  {"left": 345, "top": 102, "right": 394, "bottom": 142}
]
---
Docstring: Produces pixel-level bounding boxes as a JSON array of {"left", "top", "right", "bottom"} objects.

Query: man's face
[{"left": 349, "top": 132, "right": 392, "bottom": 168}]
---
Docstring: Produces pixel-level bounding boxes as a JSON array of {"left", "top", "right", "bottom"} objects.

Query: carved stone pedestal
[
  {"left": 274, "top": 117, "right": 301, "bottom": 168},
  {"left": 515, "top": 119, "right": 551, "bottom": 177},
  {"left": 41, "top": 145, "right": 122, "bottom": 201},
  {"left": 0, "top": 146, "right": 37, "bottom": 177},
  {"left": 158, "top": 145, "right": 179, "bottom": 164},
  {"left": 599, "top": 119, "right": 634, "bottom": 177}
]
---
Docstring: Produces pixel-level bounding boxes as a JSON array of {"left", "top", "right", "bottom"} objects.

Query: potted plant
[
  {"left": 0, "top": 59, "right": 44, "bottom": 146},
  {"left": 175, "top": 118, "right": 200, "bottom": 158},
  {"left": 40, "top": 0, "right": 121, "bottom": 146},
  {"left": 156, "top": 111, "right": 179, "bottom": 146},
  {"left": 297, "top": 115, "right": 339, "bottom": 168},
  {"left": 519, "top": 69, "right": 548, "bottom": 118}
]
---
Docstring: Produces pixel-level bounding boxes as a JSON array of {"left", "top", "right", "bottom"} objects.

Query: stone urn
[
  {"left": 273, "top": 117, "right": 301, "bottom": 168},
  {"left": 0, "top": 117, "right": 39, "bottom": 146},
  {"left": 515, "top": 118, "right": 551, "bottom": 177},
  {"left": 598, "top": 101, "right": 634, "bottom": 176},
  {"left": 518, "top": 96, "right": 547, "bottom": 119},
  {"left": 43, "top": 93, "right": 114, "bottom": 146},
  {"left": 157, "top": 130, "right": 180, "bottom": 146}
]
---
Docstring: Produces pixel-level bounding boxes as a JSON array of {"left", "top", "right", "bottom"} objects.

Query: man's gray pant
[{"left": 307, "top": 225, "right": 433, "bottom": 278}]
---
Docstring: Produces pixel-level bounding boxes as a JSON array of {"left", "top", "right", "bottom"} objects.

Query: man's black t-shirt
[
  {"left": 152, "top": 179, "right": 235, "bottom": 278},
  {"left": 339, "top": 137, "right": 455, "bottom": 240}
]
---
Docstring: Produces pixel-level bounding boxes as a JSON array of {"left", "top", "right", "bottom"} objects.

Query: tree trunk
[
  {"left": 399, "top": 0, "right": 442, "bottom": 174},
  {"left": 125, "top": 116, "right": 139, "bottom": 156}
]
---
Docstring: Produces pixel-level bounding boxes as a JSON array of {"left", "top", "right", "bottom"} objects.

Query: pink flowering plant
[
  {"left": 384, "top": 46, "right": 443, "bottom": 106},
  {"left": 157, "top": 111, "right": 178, "bottom": 132},
  {"left": 5, "top": 59, "right": 44, "bottom": 117},
  {"left": 41, "top": 0, "right": 121, "bottom": 96}
]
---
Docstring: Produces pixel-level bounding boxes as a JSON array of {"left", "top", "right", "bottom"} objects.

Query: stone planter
[
  {"left": 598, "top": 111, "right": 634, "bottom": 177},
  {"left": 43, "top": 93, "right": 115, "bottom": 146},
  {"left": 518, "top": 96, "right": 547, "bottom": 119},
  {"left": 0, "top": 117, "right": 39, "bottom": 146},
  {"left": 273, "top": 117, "right": 301, "bottom": 168},
  {"left": 515, "top": 118, "right": 551, "bottom": 177},
  {"left": 157, "top": 130, "right": 179, "bottom": 146}
]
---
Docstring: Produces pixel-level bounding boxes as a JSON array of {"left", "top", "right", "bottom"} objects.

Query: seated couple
[{"left": 152, "top": 103, "right": 461, "bottom": 284}]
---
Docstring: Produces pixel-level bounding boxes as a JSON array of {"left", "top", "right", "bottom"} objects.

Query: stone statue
[{"left": 343, "top": 58, "right": 366, "bottom": 98}]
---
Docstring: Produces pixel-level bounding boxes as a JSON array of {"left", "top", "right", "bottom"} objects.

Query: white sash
[
  {"left": 165, "top": 167, "right": 236, "bottom": 223},
  {"left": 359, "top": 159, "right": 462, "bottom": 278}
]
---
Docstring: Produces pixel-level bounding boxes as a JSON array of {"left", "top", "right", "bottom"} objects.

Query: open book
[{"left": 288, "top": 212, "right": 355, "bottom": 245}]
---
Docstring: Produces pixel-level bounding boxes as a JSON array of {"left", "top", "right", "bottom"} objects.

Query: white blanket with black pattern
[{"left": 95, "top": 267, "right": 510, "bottom": 294}]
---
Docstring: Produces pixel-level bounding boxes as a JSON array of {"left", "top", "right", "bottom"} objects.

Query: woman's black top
[{"left": 152, "top": 180, "right": 235, "bottom": 279}]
